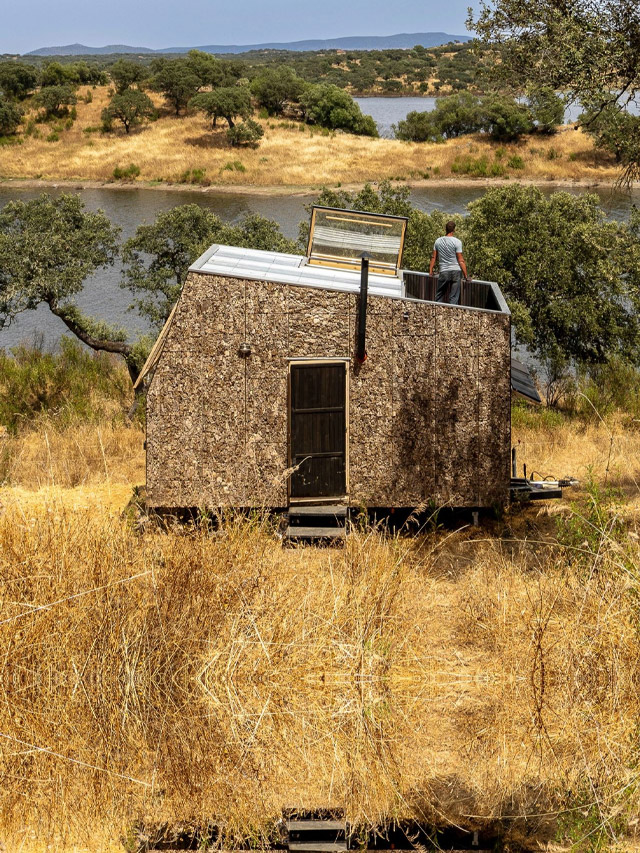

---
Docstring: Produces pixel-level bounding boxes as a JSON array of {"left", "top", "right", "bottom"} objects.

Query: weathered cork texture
[{"left": 146, "top": 272, "right": 511, "bottom": 509}]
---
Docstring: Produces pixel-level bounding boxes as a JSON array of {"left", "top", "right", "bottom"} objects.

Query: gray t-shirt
[{"left": 434, "top": 235, "right": 462, "bottom": 272}]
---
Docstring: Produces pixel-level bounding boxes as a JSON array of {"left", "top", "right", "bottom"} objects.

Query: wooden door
[{"left": 289, "top": 362, "right": 347, "bottom": 500}]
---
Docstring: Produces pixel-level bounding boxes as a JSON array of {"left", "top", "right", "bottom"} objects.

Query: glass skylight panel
[{"left": 307, "top": 207, "right": 407, "bottom": 275}]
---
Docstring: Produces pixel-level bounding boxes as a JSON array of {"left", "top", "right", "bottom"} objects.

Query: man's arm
[
  {"left": 456, "top": 252, "right": 468, "bottom": 279},
  {"left": 429, "top": 249, "right": 437, "bottom": 275}
]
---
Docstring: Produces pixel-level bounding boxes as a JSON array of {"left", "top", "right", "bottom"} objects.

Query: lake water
[
  {"left": 1, "top": 182, "right": 638, "bottom": 350},
  {"left": 355, "top": 96, "right": 640, "bottom": 137}
]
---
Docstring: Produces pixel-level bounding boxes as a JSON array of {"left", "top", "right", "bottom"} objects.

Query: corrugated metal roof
[
  {"left": 191, "top": 244, "right": 404, "bottom": 299},
  {"left": 511, "top": 357, "right": 541, "bottom": 403}
]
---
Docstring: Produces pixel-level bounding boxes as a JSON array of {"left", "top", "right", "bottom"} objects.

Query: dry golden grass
[
  {"left": 0, "top": 420, "right": 144, "bottom": 491},
  {"left": 0, "top": 503, "right": 638, "bottom": 851},
  {"left": 513, "top": 414, "right": 640, "bottom": 511},
  {"left": 0, "top": 410, "right": 638, "bottom": 850},
  {"left": 0, "top": 85, "right": 623, "bottom": 188}
]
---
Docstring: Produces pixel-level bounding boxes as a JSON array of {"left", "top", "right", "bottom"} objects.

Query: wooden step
[
  {"left": 288, "top": 843, "right": 347, "bottom": 852},
  {"left": 287, "top": 820, "right": 346, "bottom": 832},
  {"left": 288, "top": 505, "right": 347, "bottom": 518},
  {"left": 285, "top": 526, "right": 346, "bottom": 541}
]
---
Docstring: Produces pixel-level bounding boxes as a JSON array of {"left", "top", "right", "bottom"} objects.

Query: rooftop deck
[{"left": 190, "top": 244, "right": 510, "bottom": 315}]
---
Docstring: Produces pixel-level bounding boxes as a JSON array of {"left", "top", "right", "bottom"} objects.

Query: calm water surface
[
  {"left": 355, "top": 95, "right": 640, "bottom": 136},
  {"left": 1, "top": 182, "right": 638, "bottom": 349}
]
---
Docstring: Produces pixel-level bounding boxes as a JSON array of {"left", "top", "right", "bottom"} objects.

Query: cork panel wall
[
  {"left": 434, "top": 309, "right": 480, "bottom": 506},
  {"left": 477, "top": 313, "right": 511, "bottom": 506},
  {"left": 199, "top": 351, "right": 247, "bottom": 506},
  {"left": 348, "top": 294, "right": 395, "bottom": 505},
  {"left": 146, "top": 359, "right": 206, "bottom": 507},
  {"left": 164, "top": 274, "right": 245, "bottom": 356},
  {"left": 245, "top": 307, "right": 289, "bottom": 506},
  {"left": 288, "top": 287, "right": 351, "bottom": 358},
  {"left": 391, "top": 300, "right": 437, "bottom": 505}
]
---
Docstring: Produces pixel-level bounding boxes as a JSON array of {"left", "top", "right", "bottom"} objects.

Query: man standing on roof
[{"left": 429, "top": 220, "right": 469, "bottom": 305}]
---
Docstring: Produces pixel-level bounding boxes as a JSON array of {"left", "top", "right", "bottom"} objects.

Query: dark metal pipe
[
  {"left": 356, "top": 254, "right": 369, "bottom": 363},
  {"left": 511, "top": 447, "right": 517, "bottom": 478}
]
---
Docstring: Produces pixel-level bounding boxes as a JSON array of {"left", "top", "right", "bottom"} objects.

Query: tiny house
[{"left": 140, "top": 207, "right": 514, "bottom": 515}]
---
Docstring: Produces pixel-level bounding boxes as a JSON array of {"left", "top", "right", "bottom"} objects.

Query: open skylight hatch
[{"left": 306, "top": 206, "right": 408, "bottom": 276}]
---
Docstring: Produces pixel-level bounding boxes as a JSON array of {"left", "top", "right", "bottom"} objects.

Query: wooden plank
[
  {"left": 285, "top": 526, "right": 346, "bottom": 540},
  {"left": 286, "top": 820, "right": 345, "bottom": 831},
  {"left": 288, "top": 843, "right": 347, "bottom": 852},
  {"left": 288, "top": 506, "right": 347, "bottom": 517}
]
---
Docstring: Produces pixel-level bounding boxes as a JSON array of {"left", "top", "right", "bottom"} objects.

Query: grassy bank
[{"left": 0, "top": 85, "right": 623, "bottom": 188}]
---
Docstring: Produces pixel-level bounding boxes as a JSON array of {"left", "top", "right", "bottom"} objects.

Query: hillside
[
  {"left": 0, "top": 86, "right": 621, "bottom": 189},
  {"left": 26, "top": 32, "right": 471, "bottom": 56}
]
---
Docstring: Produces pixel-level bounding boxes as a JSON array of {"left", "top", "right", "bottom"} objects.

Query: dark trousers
[{"left": 436, "top": 270, "right": 461, "bottom": 305}]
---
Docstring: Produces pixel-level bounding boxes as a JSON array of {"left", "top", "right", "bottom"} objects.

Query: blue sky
[{"left": 4, "top": 0, "right": 477, "bottom": 55}]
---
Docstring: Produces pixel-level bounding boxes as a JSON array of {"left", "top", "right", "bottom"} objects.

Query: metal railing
[{"left": 403, "top": 271, "right": 503, "bottom": 312}]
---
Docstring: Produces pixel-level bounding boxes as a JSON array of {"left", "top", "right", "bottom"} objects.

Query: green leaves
[
  {"left": 299, "top": 84, "right": 379, "bottom": 136},
  {"left": 121, "top": 205, "right": 296, "bottom": 328},
  {"left": 0, "top": 194, "right": 120, "bottom": 325},
  {"left": 190, "top": 86, "right": 252, "bottom": 128},
  {"left": 101, "top": 89, "right": 156, "bottom": 134}
]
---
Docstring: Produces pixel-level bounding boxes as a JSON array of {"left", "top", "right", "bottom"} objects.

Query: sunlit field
[
  {"left": 0, "top": 85, "right": 623, "bottom": 189},
  {"left": 0, "top": 376, "right": 639, "bottom": 849}
]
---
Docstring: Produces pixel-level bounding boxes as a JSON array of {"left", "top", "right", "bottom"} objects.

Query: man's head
[{"left": 445, "top": 220, "right": 456, "bottom": 235}]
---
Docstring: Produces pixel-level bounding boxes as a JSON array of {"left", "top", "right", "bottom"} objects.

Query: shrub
[
  {"left": 0, "top": 97, "right": 22, "bottom": 136},
  {"left": 226, "top": 118, "right": 264, "bottom": 147},
  {"left": 46, "top": 131, "right": 59, "bottom": 142},
  {"left": 0, "top": 338, "right": 131, "bottom": 433},
  {"left": 394, "top": 110, "right": 438, "bottom": 142},
  {"left": 179, "top": 168, "right": 208, "bottom": 184},
  {"left": 507, "top": 154, "right": 525, "bottom": 169},
  {"left": 451, "top": 155, "right": 490, "bottom": 176},
  {"left": 480, "top": 94, "right": 534, "bottom": 140},
  {"left": 221, "top": 160, "right": 246, "bottom": 172},
  {"left": 299, "top": 83, "right": 378, "bottom": 136},
  {"left": 112, "top": 163, "right": 141, "bottom": 180}
]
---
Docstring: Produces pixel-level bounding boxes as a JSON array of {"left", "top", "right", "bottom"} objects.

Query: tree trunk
[
  {"left": 227, "top": 115, "right": 235, "bottom": 128},
  {"left": 48, "top": 299, "right": 139, "bottom": 386}
]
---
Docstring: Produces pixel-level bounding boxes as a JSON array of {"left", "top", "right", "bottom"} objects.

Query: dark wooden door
[{"left": 289, "top": 362, "right": 347, "bottom": 500}]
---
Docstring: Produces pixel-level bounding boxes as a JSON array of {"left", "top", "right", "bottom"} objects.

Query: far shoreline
[{"left": 1, "top": 176, "right": 637, "bottom": 197}]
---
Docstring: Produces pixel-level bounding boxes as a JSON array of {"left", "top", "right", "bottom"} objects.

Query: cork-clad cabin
[{"left": 141, "top": 207, "right": 513, "bottom": 514}]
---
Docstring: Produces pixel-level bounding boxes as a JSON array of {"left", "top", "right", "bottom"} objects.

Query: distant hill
[
  {"left": 27, "top": 42, "right": 156, "bottom": 56},
  {"left": 26, "top": 32, "right": 471, "bottom": 57}
]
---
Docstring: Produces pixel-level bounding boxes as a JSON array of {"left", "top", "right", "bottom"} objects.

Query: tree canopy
[
  {"left": 109, "top": 59, "right": 148, "bottom": 94},
  {"left": 299, "top": 84, "right": 378, "bottom": 135},
  {"left": 149, "top": 58, "right": 202, "bottom": 115},
  {"left": 470, "top": 0, "right": 640, "bottom": 179},
  {"left": 302, "top": 181, "right": 640, "bottom": 378},
  {"left": 189, "top": 86, "right": 252, "bottom": 128},
  {"left": 0, "top": 195, "right": 148, "bottom": 381},
  {"left": 250, "top": 66, "right": 306, "bottom": 115},
  {"left": 33, "top": 84, "right": 77, "bottom": 119},
  {"left": 121, "top": 205, "right": 296, "bottom": 329},
  {"left": 0, "top": 61, "right": 38, "bottom": 101},
  {"left": 101, "top": 89, "right": 156, "bottom": 133},
  {"left": 0, "top": 98, "right": 23, "bottom": 136}
]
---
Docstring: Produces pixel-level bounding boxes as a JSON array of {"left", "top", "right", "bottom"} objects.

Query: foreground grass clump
[
  {"left": 0, "top": 339, "right": 142, "bottom": 487},
  {"left": 0, "top": 497, "right": 638, "bottom": 850}
]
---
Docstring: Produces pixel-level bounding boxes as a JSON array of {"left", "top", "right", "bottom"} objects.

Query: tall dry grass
[
  {"left": 0, "top": 403, "right": 639, "bottom": 849},
  {"left": 0, "top": 501, "right": 638, "bottom": 850},
  {"left": 0, "top": 85, "right": 621, "bottom": 187}
]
